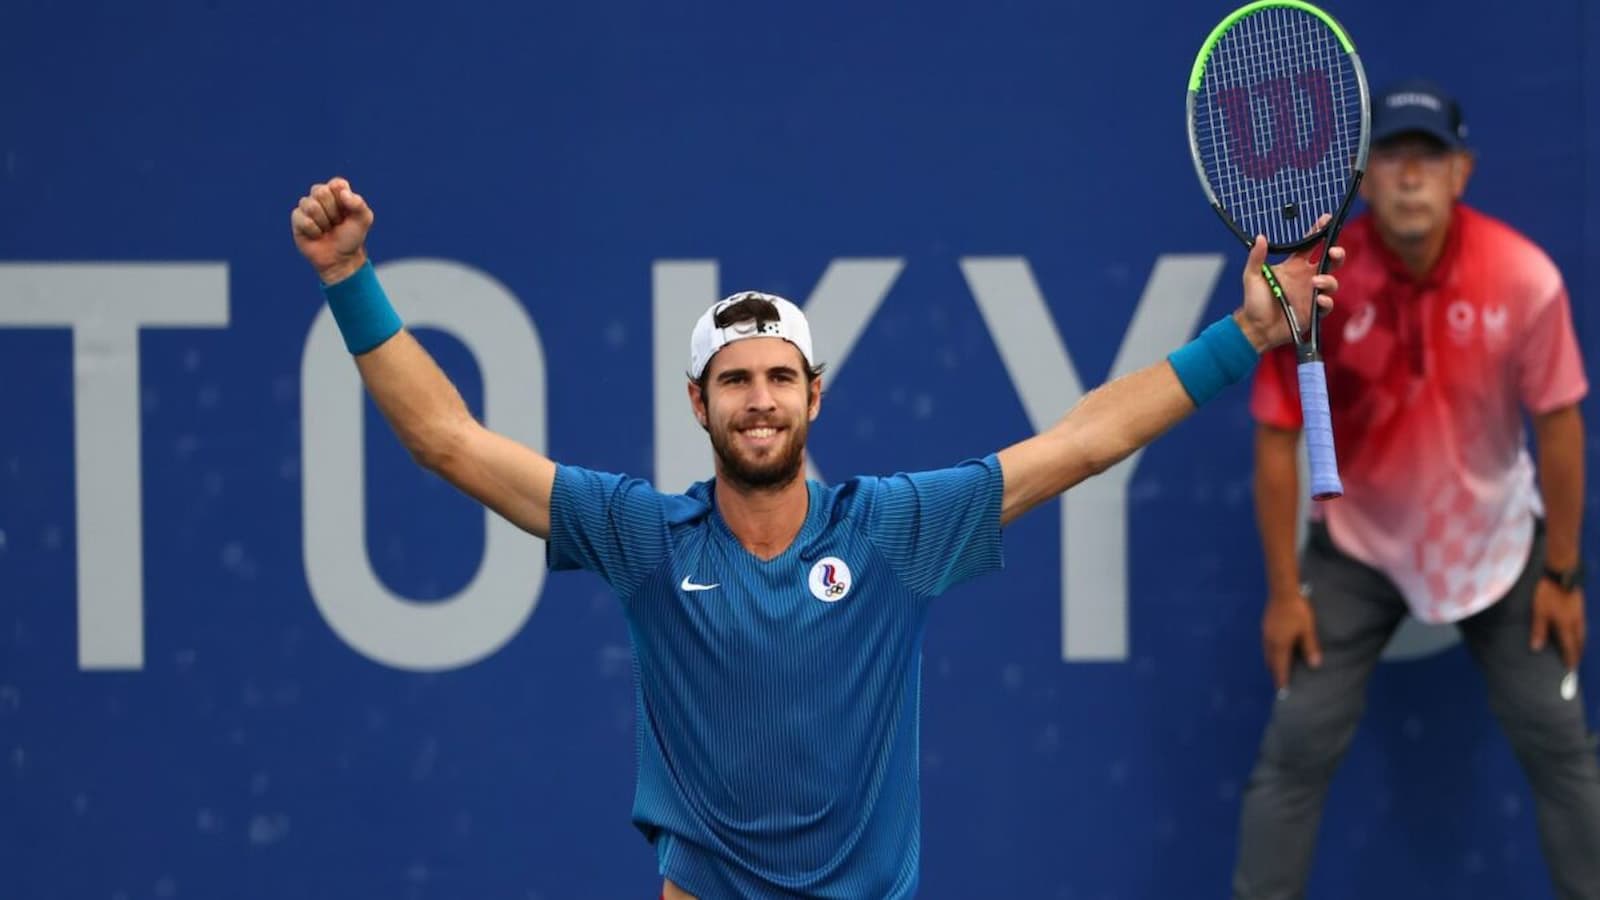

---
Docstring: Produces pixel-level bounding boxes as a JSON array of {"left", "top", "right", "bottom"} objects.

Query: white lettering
[
  {"left": 5, "top": 254, "right": 1464, "bottom": 671},
  {"left": 0, "top": 264, "right": 229, "bottom": 669},
  {"left": 964, "top": 255, "right": 1224, "bottom": 661}
]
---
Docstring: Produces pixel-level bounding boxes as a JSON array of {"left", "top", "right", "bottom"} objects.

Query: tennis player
[{"left": 292, "top": 176, "right": 1341, "bottom": 899}]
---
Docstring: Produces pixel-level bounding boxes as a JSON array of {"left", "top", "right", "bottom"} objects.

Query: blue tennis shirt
[{"left": 547, "top": 454, "right": 1005, "bottom": 898}]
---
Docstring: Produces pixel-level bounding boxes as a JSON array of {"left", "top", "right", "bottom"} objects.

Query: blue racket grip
[{"left": 1296, "top": 361, "right": 1343, "bottom": 501}]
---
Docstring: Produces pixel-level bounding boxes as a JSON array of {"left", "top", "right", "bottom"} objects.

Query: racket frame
[{"left": 1184, "top": 0, "right": 1371, "bottom": 500}]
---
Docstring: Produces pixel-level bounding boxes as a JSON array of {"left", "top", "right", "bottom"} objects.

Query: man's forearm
[
  {"left": 997, "top": 360, "right": 1197, "bottom": 524},
  {"left": 998, "top": 314, "right": 1261, "bottom": 526},
  {"left": 319, "top": 261, "right": 477, "bottom": 471},
  {"left": 1255, "top": 427, "right": 1303, "bottom": 600},
  {"left": 1537, "top": 405, "right": 1585, "bottom": 570},
  {"left": 1045, "top": 314, "right": 1262, "bottom": 476},
  {"left": 353, "top": 329, "right": 477, "bottom": 470},
  {"left": 1058, "top": 360, "right": 1198, "bottom": 476}
]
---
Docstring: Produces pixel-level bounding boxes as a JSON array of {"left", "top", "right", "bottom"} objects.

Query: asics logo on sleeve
[
  {"left": 1343, "top": 303, "right": 1376, "bottom": 343},
  {"left": 680, "top": 576, "right": 721, "bottom": 592}
]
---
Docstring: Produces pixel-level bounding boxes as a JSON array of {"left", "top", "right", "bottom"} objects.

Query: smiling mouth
[
  {"left": 734, "top": 424, "right": 789, "bottom": 450},
  {"left": 736, "top": 422, "right": 787, "bottom": 445}
]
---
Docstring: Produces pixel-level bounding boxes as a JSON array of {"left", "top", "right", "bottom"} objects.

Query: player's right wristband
[
  {"left": 321, "top": 261, "right": 403, "bottom": 355},
  {"left": 1166, "top": 315, "right": 1258, "bottom": 407}
]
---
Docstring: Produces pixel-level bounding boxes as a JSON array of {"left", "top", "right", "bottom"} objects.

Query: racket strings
[{"left": 1192, "top": 7, "right": 1363, "bottom": 247}]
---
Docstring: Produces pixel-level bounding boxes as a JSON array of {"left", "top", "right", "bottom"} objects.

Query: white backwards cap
[{"left": 688, "top": 291, "right": 815, "bottom": 379}]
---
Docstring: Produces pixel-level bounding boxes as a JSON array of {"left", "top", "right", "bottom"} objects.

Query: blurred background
[{"left": 1, "top": 0, "right": 1595, "bottom": 897}]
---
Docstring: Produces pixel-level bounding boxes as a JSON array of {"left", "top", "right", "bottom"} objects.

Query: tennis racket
[{"left": 1186, "top": 0, "right": 1369, "bottom": 500}]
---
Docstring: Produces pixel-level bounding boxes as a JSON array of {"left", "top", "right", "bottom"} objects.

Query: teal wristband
[
  {"left": 322, "top": 261, "right": 403, "bottom": 354},
  {"left": 1166, "top": 315, "right": 1259, "bottom": 406}
]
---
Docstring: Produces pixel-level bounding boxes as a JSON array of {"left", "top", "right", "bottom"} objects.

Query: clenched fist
[{"left": 291, "top": 177, "right": 374, "bottom": 285}]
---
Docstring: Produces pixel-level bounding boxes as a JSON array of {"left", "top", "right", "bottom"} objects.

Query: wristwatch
[{"left": 1543, "top": 562, "right": 1585, "bottom": 592}]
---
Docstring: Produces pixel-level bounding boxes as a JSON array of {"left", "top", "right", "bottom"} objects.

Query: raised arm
[
  {"left": 291, "top": 178, "right": 556, "bottom": 538},
  {"left": 996, "top": 233, "right": 1342, "bottom": 526}
]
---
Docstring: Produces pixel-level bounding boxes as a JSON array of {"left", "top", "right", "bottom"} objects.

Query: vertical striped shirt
[{"left": 548, "top": 455, "right": 1005, "bottom": 898}]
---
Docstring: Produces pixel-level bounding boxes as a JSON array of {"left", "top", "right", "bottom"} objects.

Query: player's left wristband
[
  {"left": 1166, "top": 315, "right": 1258, "bottom": 407},
  {"left": 322, "top": 261, "right": 403, "bottom": 355}
]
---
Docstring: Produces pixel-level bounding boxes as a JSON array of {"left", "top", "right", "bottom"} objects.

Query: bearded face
[
  {"left": 691, "top": 337, "right": 820, "bottom": 493},
  {"left": 708, "top": 400, "right": 810, "bottom": 490}
]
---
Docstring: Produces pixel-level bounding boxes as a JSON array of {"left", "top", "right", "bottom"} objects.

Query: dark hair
[
  {"left": 689, "top": 294, "right": 826, "bottom": 397},
  {"left": 713, "top": 294, "right": 781, "bottom": 330}
]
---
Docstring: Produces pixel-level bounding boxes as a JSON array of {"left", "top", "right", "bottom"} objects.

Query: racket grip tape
[{"left": 1296, "top": 361, "right": 1343, "bottom": 500}]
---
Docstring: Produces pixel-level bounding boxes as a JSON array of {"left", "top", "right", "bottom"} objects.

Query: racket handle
[{"left": 1296, "top": 361, "right": 1343, "bottom": 501}]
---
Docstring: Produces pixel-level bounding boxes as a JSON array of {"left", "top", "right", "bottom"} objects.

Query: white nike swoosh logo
[{"left": 680, "top": 576, "right": 720, "bottom": 592}]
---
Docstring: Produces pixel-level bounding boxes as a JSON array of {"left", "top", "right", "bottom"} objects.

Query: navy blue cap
[{"left": 1371, "top": 79, "right": 1468, "bottom": 148}]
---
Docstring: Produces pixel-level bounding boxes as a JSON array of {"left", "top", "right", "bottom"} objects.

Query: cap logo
[
  {"left": 1385, "top": 91, "right": 1442, "bottom": 111},
  {"left": 725, "top": 318, "right": 782, "bottom": 338}
]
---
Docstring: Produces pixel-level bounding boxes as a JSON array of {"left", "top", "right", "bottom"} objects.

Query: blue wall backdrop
[{"left": 1, "top": 1, "right": 1595, "bottom": 898}]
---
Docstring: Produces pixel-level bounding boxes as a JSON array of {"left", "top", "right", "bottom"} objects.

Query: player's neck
[{"left": 712, "top": 474, "right": 809, "bottom": 561}]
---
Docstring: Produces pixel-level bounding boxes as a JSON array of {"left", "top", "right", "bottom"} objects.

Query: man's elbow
[
  {"left": 406, "top": 418, "right": 473, "bottom": 475},
  {"left": 1076, "top": 425, "right": 1135, "bottom": 479}
]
